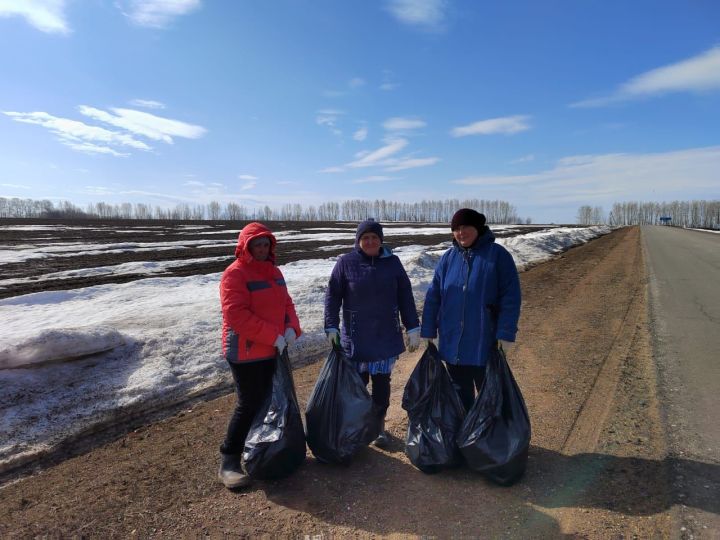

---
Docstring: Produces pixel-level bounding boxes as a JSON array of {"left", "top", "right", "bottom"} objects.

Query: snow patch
[{"left": 0, "top": 326, "right": 125, "bottom": 369}]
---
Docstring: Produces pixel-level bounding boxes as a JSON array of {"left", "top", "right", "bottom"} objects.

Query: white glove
[
  {"left": 325, "top": 328, "right": 340, "bottom": 348},
  {"left": 284, "top": 328, "right": 297, "bottom": 346},
  {"left": 274, "top": 334, "right": 287, "bottom": 352},
  {"left": 498, "top": 339, "right": 514, "bottom": 354},
  {"left": 407, "top": 330, "right": 420, "bottom": 352}
]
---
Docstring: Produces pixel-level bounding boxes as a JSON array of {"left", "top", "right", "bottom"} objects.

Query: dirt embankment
[{"left": 0, "top": 226, "right": 676, "bottom": 538}]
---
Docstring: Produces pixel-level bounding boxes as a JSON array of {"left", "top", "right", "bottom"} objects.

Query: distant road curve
[{"left": 642, "top": 226, "right": 720, "bottom": 538}]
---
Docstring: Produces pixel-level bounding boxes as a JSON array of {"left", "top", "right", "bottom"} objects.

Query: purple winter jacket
[{"left": 324, "top": 246, "right": 419, "bottom": 363}]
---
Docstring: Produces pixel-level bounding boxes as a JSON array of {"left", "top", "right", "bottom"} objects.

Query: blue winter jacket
[
  {"left": 421, "top": 227, "right": 521, "bottom": 367},
  {"left": 325, "top": 246, "right": 420, "bottom": 363}
]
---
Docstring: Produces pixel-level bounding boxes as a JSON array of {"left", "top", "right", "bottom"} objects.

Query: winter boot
[
  {"left": 217, "top": 453, "right": 252, "bottom": 489},
  {"left": 372, "top": 416, "right": 391, "bottom": 449}
]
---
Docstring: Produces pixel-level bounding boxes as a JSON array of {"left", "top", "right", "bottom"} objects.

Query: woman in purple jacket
[{"left": 324, "top": 219, "right": 420, "bottom": 447}]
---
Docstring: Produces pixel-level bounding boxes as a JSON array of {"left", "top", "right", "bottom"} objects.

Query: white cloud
[
  {"left": 322, "top": 89, "right": 346, "bottom": 98},
  {"left": 349, "top": 77, "right": 366, "bottom": 88},
  {"left": 117, "top": 0, "right": 201, "bottom": 28},
  {"left": 317, "top": 109, "right": 345, "bottom": 115},
  {"left": 347, "top": 138, "right": 409, "bottom": 168},
  {"left": 315, "top": 116, "right": 338, "bottom": 127},
  {"left": 385, "top": 0, "right": 447, "bottom": 29},
  {"left": 383, "top": 117, "right": 426, "bottom": 131},
  {"left": 117, "top": 189, "right": 198, "bottom": 203},
  {"left": 384, "top": 156, "right": 440, "bottom": 171},
  {"left": 183, "top": 180, "right": 204, "bottom": 186},
  {"left": 82, "top": 185, "right": 115, "bottom": 195},
  {"left": 451, "top": 115, "right": 531, "bottom": 137},
  {"left": 64, "top": 142, "right": 130, "bottom": 157},
  {"left": 452, "top": 172, "right": 537, "bottom": 187},
  {"left": 331, "top": 134, "right": 439, "bottom": 172},
  {"left": 129, "top": 99, "right": 166, "bottom": 110},
  {"left": 0, "top": 183, "right": 31, "bottom": 189},
  {"left": 351, "top": 175, "right": 396, "bottom": 184},
  {"left": 353, "top": 126, "right": 368, "bottom": 141},
  {"left": 380, "top": 69, "right": 400, "bottom": 91},
  {"left": 325, "top": 129, "right": 439, "bottom": 173},
  {"left": 451, "top": 146, "right": 720, "bottom": 207},
  {"left": 316, "top": 110, "right": 344, "bottom": 137},
  {"left": 4, "top": 111, "right": 149, "bottom": 155},
  {"left": 78, "top": 106, "right": 207, "bottom": 143},
  {"left": 571, "top": 46, "right": 720, "bottom": 108},
  {"left": 623, "top": 46, "right": 720, "bottom": 93},
  {"left": 238, "top": 174, "right": 258, "bottom": 181},
  {"left": 240, "top": 181, "right": 256, "bottom": 190},
  {"left": 511, "top": 154, "right": 536, "bottom": 164},
  {"left": 0, "top": 0, "right": 69, "bottom": 34},
  {"left": 4, "top": 106, "right": 205, "bottom": 157}
]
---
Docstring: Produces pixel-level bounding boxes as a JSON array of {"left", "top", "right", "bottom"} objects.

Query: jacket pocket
[
  {"left": 342, "top": 309, "right": 357, "bottom": 358},
  {"left": 483, "top": 304, "right": 498, "bottom": 343},
  {"left": 342, "top": 308, "right": 357, "bottom": 337},
  {"left": 224, "top": 328, "right": 240, "bottom": 362}
]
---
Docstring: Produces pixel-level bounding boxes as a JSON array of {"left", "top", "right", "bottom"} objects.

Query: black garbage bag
[
  {"left": 241, "top": 350, "right": 306, "bottom": 480},
  {"left": 457, "top": 346, "right": 531, "bottom": 485},
  {"left": 402, "top": 342, "right": 466, "bottom": 474},
  {"left": 305, "top": 346, "right": 377, "bottom": 464}
]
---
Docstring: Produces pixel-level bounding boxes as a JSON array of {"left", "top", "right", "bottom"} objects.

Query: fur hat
[
  {"left": 451, "top": 208, "right": 486, "bottom": 231},
  {"left": 355, "top": 218, "right": 384, "bottom": 244}
]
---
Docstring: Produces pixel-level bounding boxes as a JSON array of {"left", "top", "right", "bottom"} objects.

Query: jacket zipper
[{"left": 457, "top": 247, "right": 471, "bottom": 360}]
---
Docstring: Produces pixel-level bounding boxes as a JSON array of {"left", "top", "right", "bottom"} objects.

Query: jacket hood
[
  {"left": 235, "top": 222, "right": 277, "bottom": 263},
  {"left": 354, "top": 244, "right": 393, "bottom": 259}
]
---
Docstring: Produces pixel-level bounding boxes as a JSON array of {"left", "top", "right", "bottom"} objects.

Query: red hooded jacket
[{"left": 220, "top": 222, "right": 302, "bottom": 363}]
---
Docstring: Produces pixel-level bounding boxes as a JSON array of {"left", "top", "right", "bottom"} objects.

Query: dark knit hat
[
  {"left": 451, "top": 208, "right": 486, "bottom": 231},
  {"left": 355, "top": 218, "right": 384, "bottom": 244}
]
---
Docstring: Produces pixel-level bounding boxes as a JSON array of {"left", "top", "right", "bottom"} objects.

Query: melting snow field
[{"left": 0, "top": 224, "right": 610, "bottom": 472}]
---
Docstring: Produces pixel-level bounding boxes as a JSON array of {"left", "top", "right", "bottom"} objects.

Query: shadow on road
[
  {"left": 528, "top": 447, "right": 719, "bottom": 516},
  {"left": 256, "top": 443, "right": 718, "bottom": 537}
]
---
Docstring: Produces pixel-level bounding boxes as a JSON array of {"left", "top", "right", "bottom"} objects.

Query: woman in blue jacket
[
  {"left": 421, "top": 209, "right": 521, "bottom": 411},
  {"left": 325, "top": 218, "right": 420, "bottom": 447}
]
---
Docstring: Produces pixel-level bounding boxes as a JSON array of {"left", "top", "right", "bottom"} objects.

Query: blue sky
[{"left": 1, "top": 0, "right": 718, "bottom": 223}]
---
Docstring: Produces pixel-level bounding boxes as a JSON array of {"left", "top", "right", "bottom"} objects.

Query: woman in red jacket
[{"left": 218, "top": 222, "right": 302, "bottom": 489}]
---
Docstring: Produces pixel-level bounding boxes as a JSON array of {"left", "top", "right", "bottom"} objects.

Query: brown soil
[{"left": 0, "top": 226, "right": 674, "bottom": 538}]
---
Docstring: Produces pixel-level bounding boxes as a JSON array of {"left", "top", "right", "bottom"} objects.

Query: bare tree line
[
  {"left": 577, "top": 200, "right": 720, "bottom": 229},
  {"left": 0, "top": 196, "right": 527, "bottom": 224},
  {"left": 576, "top": 206, "right": 606, "bottom": 225}
]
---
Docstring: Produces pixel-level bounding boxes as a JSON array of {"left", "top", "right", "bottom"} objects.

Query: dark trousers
[
  {"left": 445, "top": 363, "right": 486, "bottom": 412},
  {"left": 359, "top": 371, "right": 391, "bottom": 416},
  {"left": 220, "top": 358, "right": 275, "bottom": 455}
]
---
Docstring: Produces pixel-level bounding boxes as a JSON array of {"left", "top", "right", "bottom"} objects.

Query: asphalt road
[{"left": 643, "top": 226, "right": 720, "bottom": 538}]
